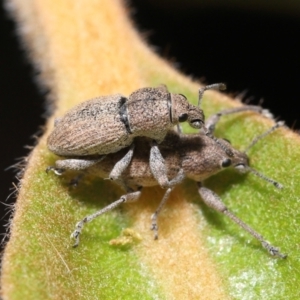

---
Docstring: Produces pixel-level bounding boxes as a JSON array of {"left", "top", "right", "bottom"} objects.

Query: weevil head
[
  {"left": 171, "top": 94, "right": 205, "bottom": 129},
  {"left": 218, "top": 138, "right": 250, "bottom": 171},
  {"left": 215, "top": 134, "right": 283, "bottom": 189},
  {"left": 182, "top": 135, "right": 248, "bottom": 182}
]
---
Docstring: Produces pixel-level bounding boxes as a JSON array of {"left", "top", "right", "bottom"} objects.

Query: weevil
[
  {"left": 47, "top": 105, "right": 287, "bottom": 258},
  {"left": 47, "top": 83, "right": 226, "bottom": 181}
]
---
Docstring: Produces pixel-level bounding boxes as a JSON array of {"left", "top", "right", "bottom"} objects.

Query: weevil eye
[
  {"left": 221, "top": 158, "right": 231, "bottom": 168},
  {"left": 178, "top": 113, "right": 188, "bottom": 122},
  {"left": 190, "top": 119, "right": 204, "bottom": 129}
]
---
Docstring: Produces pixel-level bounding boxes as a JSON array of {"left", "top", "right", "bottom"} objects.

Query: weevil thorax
[
  {"left": 126, "top": 86, "right": 174, "bottom": 143},
  {"left": 171, "top": 94, "right": 205, "bottom": 129}
]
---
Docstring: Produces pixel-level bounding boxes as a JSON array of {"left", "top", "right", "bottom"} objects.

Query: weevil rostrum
[
  {"left": 47, "top": 104, "right": 287, "bottom": 258},
  {"left": 47, "top": 84, "right": 226, "bottom": 182}
]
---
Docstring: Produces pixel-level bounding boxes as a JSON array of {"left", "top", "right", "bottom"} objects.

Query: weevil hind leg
[
  {"left": 197, "top": 182, "right": 287, "bottom": 258},
  {"left": 71, "top": 188, "right": 142, "bottom": 247},
  {"left": 47, "top": 157, "right": 106, "bottom": 174},
  {"left": 47, "top": 158, "right": 104, "bottom": 187}
]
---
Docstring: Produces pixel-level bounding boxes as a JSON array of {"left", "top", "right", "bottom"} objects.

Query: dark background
[{"left": 0, "top": 1, "right": 299, "bottom": 249}]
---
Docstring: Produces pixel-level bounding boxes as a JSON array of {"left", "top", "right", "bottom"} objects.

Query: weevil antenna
[
  {"left": 244, "top": 121, "right": 285, "bottom": 153},
  {"left": 242, "top": 121, "right": 284, "bottom": 189},
  {"left": 245, "top": 166, "right": 283, "bottom": 189},
  {"left": 198, "top": 83, "right": 226, "bottom": 107},
  {"left": 204, "top": 129, "right": 234, "bottom": 157}
]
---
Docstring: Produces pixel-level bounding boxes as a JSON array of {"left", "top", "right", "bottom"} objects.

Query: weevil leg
[
  {"left": 202, "top": 105, "right": 272, "bottom": 157},
  {"left": 109, "top": 144, "right": 135, "bottom": 181},
  {"left": 243, "top": 121, "right": 285, "bottom": 153},
  {"left": 49, "top": 157, "right": 106, "bottom": 173},
  {"left": 150, "top": 169, "right": 185, "bottom": 239},
  {"left": 197, "top": 182, "right": 287, "bottom": 258},
  {"left": 169, "top": 168, "right": 185, "bottom": 186},
  {"left": 203, "top": 106, "right": 280, "bottom": 158},
  {"left": 47, "top": 158, "right": 103, "bottom": 186},
  {"left": 71, "top": 188, "right": 142, "bottom": 247},
  {"left": 198, "top": 83, "right": 226, "bottom": 107},
  {"left": 150, "top": 142, "right": 185, "bottom": 189},
  {"left": 150, "top": 142, "right": 169, "bottom": 188},
  {"left": 150, "top": 187, "right": 173, "bottom": 239},
  {"left": 205, "top": 105, "right": 269, "bottom": 135}
]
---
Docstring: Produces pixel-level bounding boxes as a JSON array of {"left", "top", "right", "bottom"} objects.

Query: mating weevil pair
[
  {"left": 47, "top": 84, "right": 287, "bottom": 258},
  {"left": 47, "top": 83, "right": 230, "bottom": 182}
]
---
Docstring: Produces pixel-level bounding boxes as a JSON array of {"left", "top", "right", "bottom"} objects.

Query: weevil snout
[
  {"left": 187, "top": 107, "right": 205, "bottom": 129},
  {"left": 232, "top": 153, "right": 250, "bottom": 173}
]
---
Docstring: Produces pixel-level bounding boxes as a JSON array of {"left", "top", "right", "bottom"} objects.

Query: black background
[{"left": 0, "top": 1, "right": 299, "bottom": 249}]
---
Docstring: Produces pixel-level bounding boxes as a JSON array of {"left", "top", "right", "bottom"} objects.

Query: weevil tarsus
[
  {"left": 46, "top": 166, "right": 65, "bottom": 176},
  {"left": 71, "top": 188, "right": 142, "bottom": 247},
  {"left": 150, "top": 187, "right": 173, "bottom": 240}
]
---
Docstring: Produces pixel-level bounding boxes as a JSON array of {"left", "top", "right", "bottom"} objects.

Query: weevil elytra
[
  {"left": 47, "top": 105, "right": 287, "bottom": 258},
  {"left": 47, "top": 84, "right": 226, "bottom": 181}
]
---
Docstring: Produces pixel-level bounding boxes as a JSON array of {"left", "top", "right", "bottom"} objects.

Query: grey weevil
[
  {"left": 47, "top": 105, "right": 287, "bottom": 258},
  {"left": 47, "top": 84, "right": 226, "bottom": 181}
]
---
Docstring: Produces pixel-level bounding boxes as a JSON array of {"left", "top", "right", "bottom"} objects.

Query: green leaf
[{"left": 2, "top": 0, "right": 300, "bottom": 299}]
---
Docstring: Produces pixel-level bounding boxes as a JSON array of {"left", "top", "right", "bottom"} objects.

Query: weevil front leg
[
  {"left": 151, "top": 145, "right": 185, "bottom": 188},
  {"left": 71, "top": 188, "right": 142, "bottom": 247},
  {"left": 149, "top": 142, "right": 169, "bottom": 189},
  {"left": 205, "top": 105, "right": 271, "bottom": 135},
  {"left": 109, "top": 144, "right": 135, "bottom": 180},
  {"left": 197, "top": 182, "right": 287, "bottom": 258},
  {"left": 150, "top": 142, "right": 185, "bottom": 189}
]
